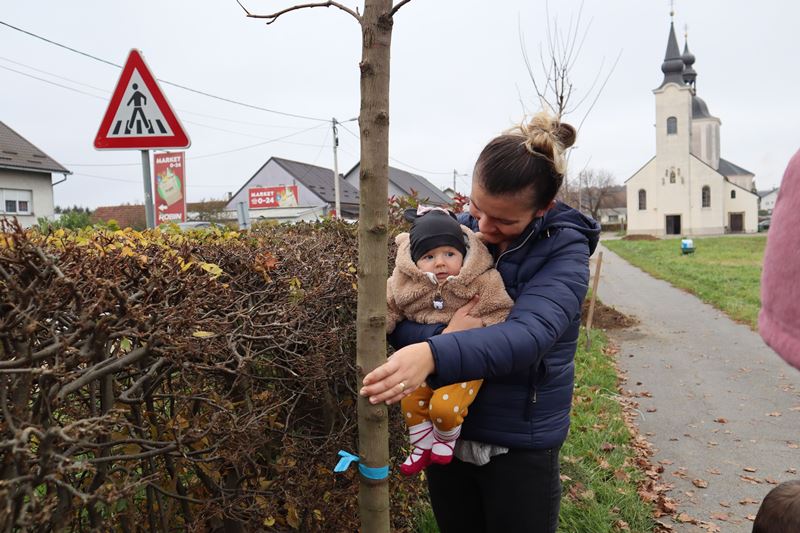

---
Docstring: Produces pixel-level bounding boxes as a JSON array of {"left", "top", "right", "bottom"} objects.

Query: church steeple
[
  {"left": 682, "top": 31, "right": 697, "bottom": 93},
  {"left": 659, "top": 21, "right": 686, "bottom": 88}
]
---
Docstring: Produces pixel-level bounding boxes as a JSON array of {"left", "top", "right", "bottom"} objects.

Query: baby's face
[{"left": 415, "top": 245, "right": 464, "bottom": 282}]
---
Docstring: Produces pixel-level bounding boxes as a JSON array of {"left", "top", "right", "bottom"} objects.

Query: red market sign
[
  {"left": 94, "top": 49, "right": 190, "bottom": 150},
  {"left": 248, "top": 186, "right": 299, "bottom": 209},
  {"left": 153, "top": 152, "right": 186, "bottom": 224}
]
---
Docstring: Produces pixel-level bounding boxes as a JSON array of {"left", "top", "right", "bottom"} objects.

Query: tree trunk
[{"left": 356, "top": 1, "right": 393, "bottom": 531}]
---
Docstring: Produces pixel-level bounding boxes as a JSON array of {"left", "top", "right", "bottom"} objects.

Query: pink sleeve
[{"left": 759, "top": 148, "right": 800, "bottom": 370}]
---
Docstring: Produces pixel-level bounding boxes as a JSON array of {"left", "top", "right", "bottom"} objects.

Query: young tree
[{"left": 238, "top": 2, "right": 413, "bottom": 531}]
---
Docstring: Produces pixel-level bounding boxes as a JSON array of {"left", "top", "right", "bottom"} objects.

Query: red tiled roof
[{"left": 91, "top": 205, "right": 146, "bottom": 230}]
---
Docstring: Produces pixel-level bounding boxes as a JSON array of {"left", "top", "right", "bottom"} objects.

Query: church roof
[
  {"left": 682, "top": 40, "right": 697, "bottom": 87},
  {"left": 692, "top": 96, "right": 713, "bottom": 119},
  {"left": 718, "top": 158, "right": 754, "bottom": 177},
  {"left": 659, "top": 22, "right": 686, "bottom": 88}
]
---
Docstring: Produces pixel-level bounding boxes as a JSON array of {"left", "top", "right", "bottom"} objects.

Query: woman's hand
[
  {"left": 443, "top": 295, "right": 483, "bottom": 333},
  {"left": 360, "top": 342, "right": 435, "bottom": 405}
]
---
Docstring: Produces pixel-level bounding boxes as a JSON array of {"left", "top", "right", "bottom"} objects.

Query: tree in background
[
  {"left": 238, "top": 1, "right": 413, "bottom": 531},
  {"left": 39, "top": 206, "right": 94, "bottom": 231}
]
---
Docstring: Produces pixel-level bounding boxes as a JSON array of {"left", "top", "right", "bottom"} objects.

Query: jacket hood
[{"left": 540, "top": 202, "right": 601, "bottom": 255}]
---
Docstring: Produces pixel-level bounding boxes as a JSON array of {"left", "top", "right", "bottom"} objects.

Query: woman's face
[{"left": 468, "top": 181, "right": 549, "bottom": 246}]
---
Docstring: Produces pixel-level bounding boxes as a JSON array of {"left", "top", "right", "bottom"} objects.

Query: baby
[{"left": 386, "top": 208, "right": 513, "bottom": 475}]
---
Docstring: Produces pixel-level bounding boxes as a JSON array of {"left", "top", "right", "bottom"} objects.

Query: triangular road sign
[{"left": 94, "top": 49, "right": 190, "bottom": 150}]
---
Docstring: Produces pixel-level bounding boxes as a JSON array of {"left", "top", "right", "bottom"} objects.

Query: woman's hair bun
[{"left": 506, "top": 112, "right": 576, "bottom": 176}]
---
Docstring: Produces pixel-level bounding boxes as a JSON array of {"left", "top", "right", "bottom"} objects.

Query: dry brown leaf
[
  {"left": 746, "top": 514, "right": 756, "bottom": 521},
  {"left": 718, "top": 501, "right": 731, "bottom": 508},
  {"left": 676, "top": 513, "right": 697, "bottom": 524},
  {"left": 739, "top": 497, "right": 759, "bottom": 505},
  {"left": 740, "top": 475, "right": 763, "bottom": 484},
  {"left": 765, "top": 477, "right": 780, "bottom": 485},
  {"left": 710, "top": 512, "right": 729, "bottom": 521},
  {"left": 743, "top": 466, "right": 757, "bottom": 473},
  {"left": 692, "top": 478, "right": 709, "bottom": 488},
  {"left": 601, "top": 442, "right": 616, "bottom": 452},
  {"left": 714, "top": 417, "right": 728, "bottom": 424},
  {"left": 766, "top": 411, "right": 782, "bottom": 417},
  {"left": 707, "top": 467, "right": 721, "bottom": 475}
]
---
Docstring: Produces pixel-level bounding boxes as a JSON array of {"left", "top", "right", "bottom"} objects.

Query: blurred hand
[
  {"left": 360, "top": 342, "right": 435, "bottom": 405},
  {"left": 443, "top": 295, "right": 483, "bottom": 333}
]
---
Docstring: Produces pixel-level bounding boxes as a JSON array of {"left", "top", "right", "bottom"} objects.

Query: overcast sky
[{"left": 2, "top": 1, "right": 798, "bottom": 209}]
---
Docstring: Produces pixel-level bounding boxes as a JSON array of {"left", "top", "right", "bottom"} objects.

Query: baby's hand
[{"left": 443, "top": 296, "right": 483, "bottom": 333}]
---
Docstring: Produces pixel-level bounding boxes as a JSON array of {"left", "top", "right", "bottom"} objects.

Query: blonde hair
[
  {"left": 505, "top": 112, "right": 577, "bottom": 177},
  {"left": 474, "top": 112, "right": 577, "bottom": 210}
]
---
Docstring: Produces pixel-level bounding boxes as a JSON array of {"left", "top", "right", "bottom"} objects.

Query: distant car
[
  {"left": 175, "top": 221, "right": 217, "bottom": 231},
  {"left": 758, "top": 218, "right": 771, "bottom": 232}
]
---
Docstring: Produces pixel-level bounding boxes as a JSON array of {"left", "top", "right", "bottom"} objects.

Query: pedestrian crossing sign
[{"left": 94, "top": 49, "right": 190, "bottom": 150}]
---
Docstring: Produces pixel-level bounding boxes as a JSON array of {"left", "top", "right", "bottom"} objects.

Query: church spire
[
  {"left": 682, "top": 29, "right": 697, "bottom": 93},
  {"left": 659, "top": 20, "right": 686, "bottom": 88}
]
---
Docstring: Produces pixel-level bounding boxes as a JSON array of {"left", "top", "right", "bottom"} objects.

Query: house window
[
  {"left": 702, "top": 186, "right": 711, "bottom": 208},
  {"left": 638, "top": 189, "right": 647, "bottom": 210},
  {"left": 731, "top": 190, "right": 736, "bottom": 199},
  {"left": 608, "top": 214, "right": 619, "bottom": 222},
  {"left": 1, "top": 189, "right": 33, "bottom": 214},
  {"left": 667, "top": 116, "right": 677, "bottom": 135}
]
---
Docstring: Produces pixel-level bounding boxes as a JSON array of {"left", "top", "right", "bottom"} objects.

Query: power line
[
  {"left": 72, "top": 171, "right": 230, "bottom": 189},
  {"left": 337, "top": 122, "right": 454, "bottom": 176},
  {"left": 0, "top": 19, "right": 332, "bottom": 122}
]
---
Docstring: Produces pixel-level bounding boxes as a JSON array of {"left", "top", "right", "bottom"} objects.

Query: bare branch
[
  {"left": 388, "top": 0, "right": 412, "bottom": 18},
  {"left": 239, "top": 1, "right": 361, "bottom": 25}
]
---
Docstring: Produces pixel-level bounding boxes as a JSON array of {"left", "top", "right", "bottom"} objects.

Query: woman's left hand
[{"left": 360, "top": 342, "right": 435, "bottom": 405}]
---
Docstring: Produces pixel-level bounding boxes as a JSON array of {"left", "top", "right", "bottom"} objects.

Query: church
[{"left": 625, "top": 20, "right": 759, "bottom": 235}]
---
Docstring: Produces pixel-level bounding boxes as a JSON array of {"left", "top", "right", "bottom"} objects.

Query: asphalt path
[{"left": 593, "top": 244, "right": 800, "bottom": 532}]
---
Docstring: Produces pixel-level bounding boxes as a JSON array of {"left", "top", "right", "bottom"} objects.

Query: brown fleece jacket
[{"left": 386, "top": 226, "right": 513, "bottom": 334}]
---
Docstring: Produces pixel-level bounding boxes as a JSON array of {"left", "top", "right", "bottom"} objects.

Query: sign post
[{"left": 94, "top": 49, "right": 190, "bottom": 228}]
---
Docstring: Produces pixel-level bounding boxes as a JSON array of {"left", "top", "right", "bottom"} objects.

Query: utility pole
[{"left": 332, "top": 118, "right": 341, "bottom": 219}]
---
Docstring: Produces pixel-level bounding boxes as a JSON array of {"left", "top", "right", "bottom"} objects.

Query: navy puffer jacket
[{"left": 388, "top": 202, "right": 600, "bottom": 449}]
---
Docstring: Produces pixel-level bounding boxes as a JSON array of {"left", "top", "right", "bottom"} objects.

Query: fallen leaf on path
[
  {"left": 646, "top": 407, "right": 658, "bottom": 412},
  {"left": 743, "top": 466, "right": 757, "bottom": 472},
  {"left": 789, "top": 406, "right": 800, "bottom": 411},
  {"left": 766, "top": 411, "right": 781, "bottom": 417},
  {"left": 710, "top": 513, "right": 729, "bottom": 521},
  {"left": 718, "top": 501, "right": 731, "bottom": 508},
  {"left": 739, "top": 497, "right": 759, "bottom": 505},
  {"left": 746, "top": 514, "right": 756, "bottom": 521},
  {"left": 714, "top": 418, "right": 728, "bottom": 424},
  {"left": 740, "top": 475, "right": 762, "bottom": 484},
  {"left": 765, "top": 477, "right": 780, "bottom": 485},
  {"left": 676, "top": 513, "right": 697, "bottom": 524},
  {"left": 707, "top": 467, "right": 721, "bottom": 475},
  {"left": 788, "top": 442, "right": 799, "bottom": 449},
  {"left": 787, "top": 468, "right": 797, "bottom": 474},
  {"left": 692, "top": 478, "right": 709, "bottom": 488},
  {"left": 659, "top": 459, "right": 674, "bottom": 465}
]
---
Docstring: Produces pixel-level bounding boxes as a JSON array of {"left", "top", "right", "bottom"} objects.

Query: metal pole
[
  {"left": 332, "top": 118, "right": 341, "bottom": 219},
  {"left": 141, "top": 149, "right": 155, "bottom": 229}
]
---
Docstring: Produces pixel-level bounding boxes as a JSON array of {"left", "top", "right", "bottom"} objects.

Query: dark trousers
[{"left": 426, "top": 447, "right": 561, "bottom": 533}]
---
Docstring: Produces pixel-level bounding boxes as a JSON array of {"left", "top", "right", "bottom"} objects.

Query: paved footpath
[{"left": 593, "top": 244, "right": 800, "bottom": 532}]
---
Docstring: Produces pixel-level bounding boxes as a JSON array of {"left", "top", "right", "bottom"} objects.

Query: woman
[{"left": 360, "top": 112, "right": 600, "bottom": 532}]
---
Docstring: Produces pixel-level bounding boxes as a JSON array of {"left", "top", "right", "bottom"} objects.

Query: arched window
[
  {"left": 731, "top": 190, "right": 736, "bottom": 199},
  {"left": 667, "top": 116, "right": 677, "bottom": 135},
  {"left": 638, "top": 189, "right": 647, "bottom": 210},
  {"left": 702, "top": 186, "right": 711, "bottom": 207}
]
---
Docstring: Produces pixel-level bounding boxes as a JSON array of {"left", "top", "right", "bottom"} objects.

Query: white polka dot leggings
[{"left": 401, "top": 380, "right": 483, "bottom": 431}]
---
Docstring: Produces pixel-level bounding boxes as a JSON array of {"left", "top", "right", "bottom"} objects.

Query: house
[
  {"left": 343, "top": 164, "right": 452, "bottom": 205},
  {"left": 625, "top": 20, "right": 759, "bottom": 235},
  {"left": 758, "top": 188, "right": 780, "bottom": 214},
  {"left": 0, "top": 120, "right": 71, "bottom": 228},
  {"left": 597, "top": 207, "right": 627, "bottom": 228},
  {"left": 225, "top": 157, "right": 359, "bottom": 222},
  {"left": 91, "top": 205, "right": 146, "bottom": 230}
]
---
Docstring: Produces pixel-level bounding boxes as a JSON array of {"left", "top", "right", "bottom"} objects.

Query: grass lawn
[
  {"left": 415, "top": 328, "right": 656, "bottom": 532},
  {"left": 604, "top": 236, "right": 765, "bottom": 329}
]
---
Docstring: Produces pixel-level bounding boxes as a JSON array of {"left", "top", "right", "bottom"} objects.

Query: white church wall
[
  {"left": 688, "top": 157, "right": 725, "bottom": 234},
  {"left": 690, "top": 117, "right": 721, "bottom": 169},
  {"left": 626, "top": 159, "right": 665, "bottom": 235},
  {"left": 723, "top": 182, "right": 758, "bottom": 233}
]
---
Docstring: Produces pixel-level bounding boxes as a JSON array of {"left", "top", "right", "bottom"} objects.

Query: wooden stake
[{"left": 585, "top": 251, "right": 603, "bottom": 350}]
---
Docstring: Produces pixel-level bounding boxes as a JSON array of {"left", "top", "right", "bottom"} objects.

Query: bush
[{"left": 0, "top": 220, "right": 424, "bottom": 532}]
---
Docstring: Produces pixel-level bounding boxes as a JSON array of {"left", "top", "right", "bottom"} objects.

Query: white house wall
[
  {"left": 226, "top": 160, "right": 326, "bottom": 213},
  {"left": 0, "top": 168, "right": 54, "bottom": 228}
]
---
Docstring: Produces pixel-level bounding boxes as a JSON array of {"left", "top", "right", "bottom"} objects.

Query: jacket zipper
[{"left": 494, "top": 223, "right": 546, "bottom": 268}]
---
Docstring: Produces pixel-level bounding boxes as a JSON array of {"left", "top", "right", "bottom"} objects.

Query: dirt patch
[
  {"left": 622, "top": 234, "right": 660, "bottom": 241},
  {"left": 582, "top": 300, "right": 638, "bottom": 330}
]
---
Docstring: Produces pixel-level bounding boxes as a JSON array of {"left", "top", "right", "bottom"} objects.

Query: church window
[
  {"left": 667, "top": 116, "right": 677, "bottom": 135},
  {"left": 702, "top": 186, "right": 711, "bottom": 208},
  {"left": 638, "top": 189, "right": 647, "bottom": 210},
  {"left": 731, "top": 190, "right": 736, "bottom": 199}
]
